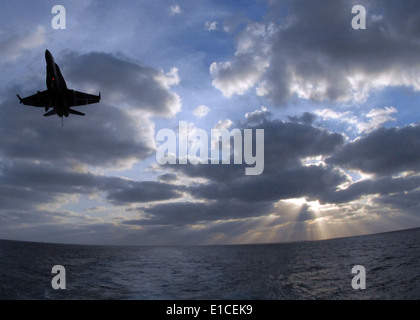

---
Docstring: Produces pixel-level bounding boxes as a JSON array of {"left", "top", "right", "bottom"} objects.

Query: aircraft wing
[
  {"left": 17, "top": 90, "right": 52, "bottom": 107},
  {"left": 68, "top": 90, "right": 101, "bottom": 107}
]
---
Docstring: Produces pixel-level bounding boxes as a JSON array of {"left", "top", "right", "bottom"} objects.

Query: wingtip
[{"left": 17, "top": 94, "right": 22, "bottom": 103}]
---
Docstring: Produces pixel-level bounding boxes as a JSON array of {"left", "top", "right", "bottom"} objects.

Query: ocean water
[{"left": 0, "top": 228, "right": 419, "bottom": 300}]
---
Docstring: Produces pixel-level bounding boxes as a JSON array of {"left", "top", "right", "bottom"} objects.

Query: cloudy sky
[{"left": 0, "top": 0, "right": 419, "bottom": 245}]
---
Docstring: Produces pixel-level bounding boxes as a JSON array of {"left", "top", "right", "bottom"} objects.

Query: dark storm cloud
[
  {"left": 0, "top": 160, "right": 102, "bottom": 193},
  {"left": 212, "top": 0, "right": 420, "bottom": 104},
  {"left": 61, "top": 51, "right": 181, "bottom": 116},
  {"left": 0, "top": 185, "right": 52, "bottom": 211},
  {"left": 124, "top": 200, "right": 274, "bottom": 226},
  {"left": 106, "top": 181, "right": 185, "bottom": 204},
  {"left": 376, "top": 189, "right": 420, "bottom": 211},
  {"left": 320, "top": 175, "right": 420, "bottom": 204},
  {"left": 0, "top": 160, "right": 101, "bottom": 213},
  {"left": 260, "top": 119, "right": 344, "bottom": 170},
  {"left": 0, "top": 160, "right": 184, "bottom": 215},
  {"left": 190, "top": 165, "right": 346, "bottom": 203},
  {"left": 157, "top": 173, "right": 178, "bottom": 182},
  {"left": 287, "top": 112, "right": 316, "bottom": 125},
  {"left": 0, "top": 161, "right": 95, "bottom": 213},
  {"left": 176, "top": 163, "right": 244, "bottom": 183},
  {"left": 327, "top": 124, "right": 420, "bottom": 175}
]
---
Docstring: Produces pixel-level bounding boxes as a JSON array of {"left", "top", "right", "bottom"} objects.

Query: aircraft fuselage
[{"left": 45, "top": 50, "right": 71, "bottom": 117}]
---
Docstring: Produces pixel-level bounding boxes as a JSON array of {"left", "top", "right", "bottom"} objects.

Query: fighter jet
[{"left": 17, "top": 50, "right": 100, "bottom": 120}]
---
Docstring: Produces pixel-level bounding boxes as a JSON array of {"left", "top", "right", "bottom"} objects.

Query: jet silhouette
[{"left": 17, "top": 50, "right": 100, "bottom": 119}]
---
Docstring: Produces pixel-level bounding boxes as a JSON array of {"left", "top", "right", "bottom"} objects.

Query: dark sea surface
[{"left": 0, "top": 227, "right": 419, "bottom": 300}]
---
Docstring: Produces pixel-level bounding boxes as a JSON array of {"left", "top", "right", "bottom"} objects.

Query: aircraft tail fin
[
  {"left": 68, "top": 109, "right": 85, "bottom": 116},
  {"left": 44, "top": 110, "right": 57, "bottom": 117}
]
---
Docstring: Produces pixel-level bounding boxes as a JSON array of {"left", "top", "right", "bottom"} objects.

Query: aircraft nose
[{"left": 45, "top": 50, "right": 53, "bottom": 62}]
